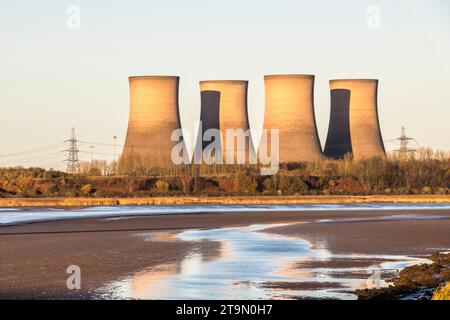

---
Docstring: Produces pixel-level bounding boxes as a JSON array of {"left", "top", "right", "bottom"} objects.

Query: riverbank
[
  {"left": 355, "top": 253, "right": 450, "bottom": 300},
  {"left": 0, "top": 194, "right": 449, "bottom": 208}
]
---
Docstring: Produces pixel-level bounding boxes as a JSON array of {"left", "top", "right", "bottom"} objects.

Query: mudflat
[{"left": 0, "top": 208, "right": 449, "bottom": 299}]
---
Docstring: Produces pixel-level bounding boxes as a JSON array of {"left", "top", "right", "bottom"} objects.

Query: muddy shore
[{"left": 0, "top": 208, "right": 449, "bottom": 299}]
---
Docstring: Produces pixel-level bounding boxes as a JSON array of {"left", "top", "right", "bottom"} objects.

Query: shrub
[
  {"left": 432, "top": 283, "right": 450, "bottom": 300},
  {"left": 88, "top": 167, "right": 102, "bottom": 177},
  {"left": 278, "top": 175, "right": 291, "bottom": 195},
  {"left": 278, "top": 176, "right": 308, "bottom": 195},
  {"left": 81, "top": 184, "right": 95, "bottom": 196},
  {"left": 195, "top": 178, "right": 221, "bottom": 194},
  {"left": 218, "top": 178, "right": 234, "bottom": 192},
  {"left": 422, "top": 186, "right": 432, "bottom": 195},
  {"left": 155, "top": 180, "right": 170, "bottom": 192},
  {"left": 263, "top": 177, "right": 277, "bottom": 194},
  {"left": 233, "top": 173, "right": 257, "bottom": 194},
  {"left": 329, "top": 177, "right": 364, "bottom": 195}
]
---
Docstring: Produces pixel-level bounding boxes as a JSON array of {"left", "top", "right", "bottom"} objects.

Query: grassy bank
[{"left": 0, "top": 195, "right": 449, "bottom": 208}]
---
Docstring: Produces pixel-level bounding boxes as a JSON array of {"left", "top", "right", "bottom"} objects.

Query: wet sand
[
  {"left": 0, "top": 208, "right": 449, "bottom": 299},
  {"left": 266, "top": 218, "right": 450, "bottom": 255}
]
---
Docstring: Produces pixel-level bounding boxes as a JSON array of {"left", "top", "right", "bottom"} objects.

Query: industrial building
[
  {"left": 325, "top": 79, "right": 386, "bottom": 160},
  {"left": 120, "top": 75, "right": 386, "bottom": 171},
  {"left": 199, "top": 80, "right": 254, "bottom": 164},
  {"left": 261, "top": 75, "right": 322, "bottom": 163},
  {"left": 121, "top": 76, "right": 185, "bottom": 168}
]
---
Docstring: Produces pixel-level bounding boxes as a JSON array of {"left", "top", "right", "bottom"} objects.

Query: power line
[
  {"left": 78, "top": 139, "right": 162, "bottom": 151},
  {"left": 0, "top": 134, "right": 122, "bottom": 169},
  {"left": 0, "top": 151, "right": 65, "bottom": 164},
  {"left": 79, "top": 150, "right": 116, "bottom": 156},
  {"left": 0, "top": 159, "right": 66, "bottom": 169},
  {"left": 32, "top": 160, "right": 66, "bottom": 169},
  {"left": 0, "top": 142, "right": 64, "bottom": 158},
  {"left": 78, "top": 140, "right": 124, "bottom": 147}
]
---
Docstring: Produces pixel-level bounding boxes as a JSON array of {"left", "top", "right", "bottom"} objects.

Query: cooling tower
[
  {"left": 328, "top": 79, "right": 385, "bottom": 160},
  {"left": 262, "top": 75, "right": 322, "bottom": 163},
  {"left": 199, "top": 80, "right": 253, "bottom": 164},
  {"left": 121, "top": 76, "right": 184, "bottom": 168}
]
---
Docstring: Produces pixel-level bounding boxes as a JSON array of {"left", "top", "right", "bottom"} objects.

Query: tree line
[{"left": 0, "top": 148, "right": 448, "bottom": 198}]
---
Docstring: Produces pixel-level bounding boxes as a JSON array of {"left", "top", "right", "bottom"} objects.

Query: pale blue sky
[{"left": 0, "top": 0, "right": 449, "bottom": 168}]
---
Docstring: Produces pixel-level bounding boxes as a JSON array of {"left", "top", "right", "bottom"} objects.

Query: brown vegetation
[
  {"left": 357, "top": 253, "right": 450, "bottom": 300},
  {"left": 0, "top": 150, "right": 448, "bottom": 199},
  {"left": 432, "top": 282, "right": 450, "bottom": 300}
]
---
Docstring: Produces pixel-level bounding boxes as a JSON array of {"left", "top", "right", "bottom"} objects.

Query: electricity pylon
[
  {"left": 394, "top": 127, "right": 417, "bottom": 159},
  {"left": 65, "top": 127, "right": 81, "bottom": 174}
]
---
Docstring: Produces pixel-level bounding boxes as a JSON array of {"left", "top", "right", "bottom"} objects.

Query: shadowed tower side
[
  {"left": 199, "top": 80, "right": 254, "bottom": 164},
  {"left": 324, "top": 89, "right": 352, "bottom": 159},
  {"left": 194, "top": 90, "right": 221, "bottom": 162},
  {"left": 121, "top": 76, "right": 184, "bottom": 169},
  {"left": 262, "top": 75, "right": 322, "bottom": 163},
  {"left": 330, "top": 79, "right": 386, "bottom": 160}
]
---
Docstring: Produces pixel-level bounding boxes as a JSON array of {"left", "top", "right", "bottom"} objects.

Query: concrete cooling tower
[
  {"left": 199, "top": 80, "right": 253, "bottom": 164},
  {"left": 261, "top": 75, "right": 322, "bottom": 163},
  {"left": 121, "top": 76, "right": 184, "bottom": 168},
  {"left": 327, "top": 79, "right": 385, "bottom": 160}
]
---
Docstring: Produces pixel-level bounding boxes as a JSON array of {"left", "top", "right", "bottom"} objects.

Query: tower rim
[
  {"left": 200, "top": 80, "right": 248, "bottom": 85},
  {"left": 129, "top": 75, "right": 180, "bottom": 81},
  {"left": 264, "top": 74, "right": 315, "bottom": 80},
  {"left": 330, "top": 79, "right": 379, "bottom": 83}
]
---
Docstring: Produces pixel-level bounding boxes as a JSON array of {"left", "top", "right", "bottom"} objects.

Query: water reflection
[{"left": 97, "top": 224, "right": 429, "bottom": 300}]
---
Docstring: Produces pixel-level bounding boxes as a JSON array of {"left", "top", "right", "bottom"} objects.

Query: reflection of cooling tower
[
  {"left": 122, "top": 76, "right": 183, "bottom": 167},
  {"left": 329, "top": 80, "right": 386, "bottom": 160},
  {"left": 199, "top": 81, "right": 253, "bottom": 163},
  {"left": 262, "top": 75, "right": 322, "bottom": 163},
  {"left": 324, "top": 89, "right": 352, "bottom": 159}
]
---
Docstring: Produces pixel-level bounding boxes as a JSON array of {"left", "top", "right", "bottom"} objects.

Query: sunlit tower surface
[
  {"left": 122, "top": 76, "right": 185, "bottom": 168},
  {"left": 394, "top": 126, "right": 417, "bottom": 159},
  {"left": 262, "top": 74, "right": 322, "bottom": 163},
  {"left": 65, "top": 127, "right": 81, "bottom": 174}
]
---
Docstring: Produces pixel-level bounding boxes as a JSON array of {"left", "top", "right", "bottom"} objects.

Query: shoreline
[
  {"left": 0, "top": 195, "right": 449, "bottom": 208},
  {"left": 1, "top": 208, "right": 449, "bottom": 299}
]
